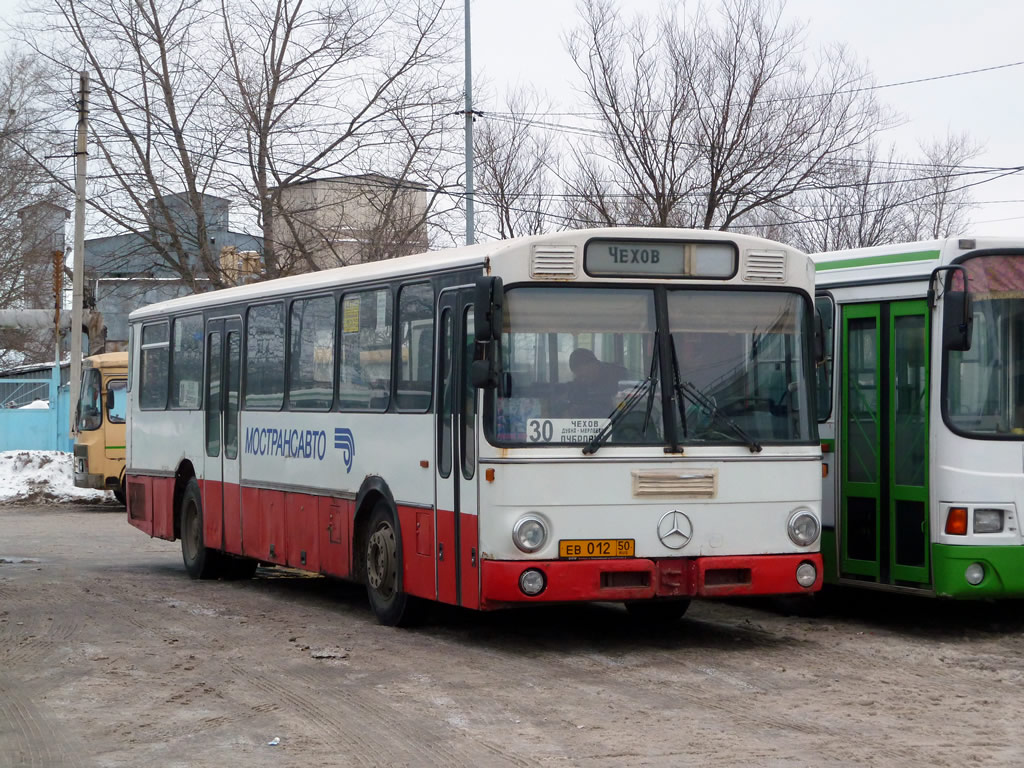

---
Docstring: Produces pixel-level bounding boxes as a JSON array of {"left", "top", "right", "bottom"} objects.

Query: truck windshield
[
  {"left": 488, "top": 286, "right": 813, "bottom": 447},
  {"left": 946, "top": 254, "right": 1024, "bottom": 437}
]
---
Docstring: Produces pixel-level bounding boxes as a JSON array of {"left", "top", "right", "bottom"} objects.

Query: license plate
[{"left": 559, "top": 539, "right": 635, "bottom": 559}]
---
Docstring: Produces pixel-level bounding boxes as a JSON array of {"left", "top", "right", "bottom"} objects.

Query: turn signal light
[{"left": 945, "top": 507, "right": 968, "bottom": 536}]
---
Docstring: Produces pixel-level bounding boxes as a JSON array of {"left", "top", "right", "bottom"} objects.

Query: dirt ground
[{"left": 1, "top": 504, "right": 1023, "bottom": 768}]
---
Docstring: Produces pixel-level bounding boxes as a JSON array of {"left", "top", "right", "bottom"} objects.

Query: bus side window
[
  {"left": 245, "top": 302, "right": 286, "bottom": 410},
  {"left": 140, "top": 322, "right": 169, "bottom": 410},
  {"left": 106, "top": 380, "right": 127, "bottom": 424},
  {"left": 815, "top": 295, "right": 834, "bottom": 421},
  {"left": 340, "top": 288, "right": 393, "bottom": 411},
  {"left": 288, "top": 295, "right": 336, "bottom": 411},
  {"left": 171, "top": 313, "right": 204, "bottom": 409},
  {"left": 396, "top": 282, "right": 434, "bottom": 411}
]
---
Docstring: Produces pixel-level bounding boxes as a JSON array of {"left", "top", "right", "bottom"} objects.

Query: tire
[
  {"left": 625, "top": 598, "right": 691, "bottom": 625},
  {"left": 113, "top": 483, "right": 126, "bottom": 506},
  {"left": 180, "top": 477, "right": 222, "bottom": 579},
  {"left": 364, "top": 500, "right": 423, "bottom": 627}
]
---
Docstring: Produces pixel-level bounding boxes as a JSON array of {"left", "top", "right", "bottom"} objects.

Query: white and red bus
[{"left": 125, "top": 227, "right": 824, "bottom": 625}]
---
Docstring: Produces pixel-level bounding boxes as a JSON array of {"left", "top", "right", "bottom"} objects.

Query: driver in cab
[{"left": 568, "top": 348, "right": 627, "bottom": 417}]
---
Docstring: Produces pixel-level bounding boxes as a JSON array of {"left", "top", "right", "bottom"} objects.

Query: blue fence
[{"left": 0, "top": 364, "right": 73, "bottom": 452}]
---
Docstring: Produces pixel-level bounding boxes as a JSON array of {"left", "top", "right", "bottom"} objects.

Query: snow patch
[{"left": 0, "top": 450, "right": 111, "bottom": 504}]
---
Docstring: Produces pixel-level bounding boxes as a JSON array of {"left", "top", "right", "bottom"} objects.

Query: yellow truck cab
[{"left": 73, "top": 352, "right": 129, "bottom": 504}]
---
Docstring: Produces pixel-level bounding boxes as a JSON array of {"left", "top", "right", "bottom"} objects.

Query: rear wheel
[
  {"left": 625, "top": 598, "right": 691, "bottom": 625},
  {"left": 180, "top": 478, "right": 221, "bottom": 579},
  {"left": 365, "top": 500, "right": 423, "bottom": 627}
]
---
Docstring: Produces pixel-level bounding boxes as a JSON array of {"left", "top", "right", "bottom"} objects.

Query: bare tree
[
  {"left": 563, "top": 0, "right": 886, "bottom": 230},
  {"left": 748, "top": 144, "right": 915, "bottom": 252},
  {"left": 903, "top": 131, "right": 981, "bottom": 240},
  {"left": 216, "top": 0, "right": 461, "bottom": 277},
  {"left": 0, "top": 51, "right": 70, "bottom": 369},
  {"left": 14, "top": 0, "right": 461, "bottom": 295},
  {"left": 745, "top": 134, "right": 983, "bottom": 251},
  {"left": 474, "top": 89, "right": 557, "bottom": 240}
]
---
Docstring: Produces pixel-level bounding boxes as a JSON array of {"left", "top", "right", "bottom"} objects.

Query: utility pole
[
  {"left": 69, "top": 71, "right": 89, "bottom": 434},
  {"left": 53, "top": 249, "right": 63, "bottom": 367},
  {"left": 464, "top": 0, "right": 474, "bottom": 246}
]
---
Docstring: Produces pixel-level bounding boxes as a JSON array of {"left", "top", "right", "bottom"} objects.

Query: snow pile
[{"left": 0, "top": 451, "right": 111, "bottom": 504}]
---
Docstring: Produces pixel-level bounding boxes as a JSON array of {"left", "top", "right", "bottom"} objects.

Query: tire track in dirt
[
  {"left": 227, "top": 662, "right": 387, "bottom": 768},
  {"left": 289, "top": 665, "right": 533, "bottom": 768},
  {"left": 0, "top": 672, "right": 85, "bottom": 768}
]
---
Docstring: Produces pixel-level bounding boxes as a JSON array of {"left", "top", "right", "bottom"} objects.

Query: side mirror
[
  {"left": 474, "top": 276, "right": 504, "bottom": 342},
  {"left": 471, "top": 358, "right": 498, "bottom": 389},
  {"left": 943, "top": 290, "right": 974, "bottom": 352}
]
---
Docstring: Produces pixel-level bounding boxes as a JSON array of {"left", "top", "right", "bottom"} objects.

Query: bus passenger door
[
  {"left": 840, "top": 301, "right": 929, "bottom": 586},
  {"left": 203, "top": 317, "right": 244, "bottom": 555},
  {"left": 435, "top": 288, "right": 479, "bottom": 607}
]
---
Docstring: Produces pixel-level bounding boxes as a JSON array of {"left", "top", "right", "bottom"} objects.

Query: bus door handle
[{"left": 438, "top": 542, "right": 444, "bottom": 561}]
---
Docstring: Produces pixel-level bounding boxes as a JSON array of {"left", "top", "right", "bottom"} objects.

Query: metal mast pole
[
  {"left": 464, "top": 0, "right": 474, "bottom": 245},
  {"left": 69, "top": 71, "right": 89, "bottom": 434}
]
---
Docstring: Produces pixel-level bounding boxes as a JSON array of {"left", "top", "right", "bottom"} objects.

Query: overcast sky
[
  {"left": 471, "top": 0, "right": 1024, "bottom": 237},
  {"left": 2, "top": 0, "right": 1022, "bottom": 239}
]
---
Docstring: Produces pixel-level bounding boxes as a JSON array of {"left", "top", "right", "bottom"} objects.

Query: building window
[{"left": 245, "top": 303, "right": 285, "bottom": 409}]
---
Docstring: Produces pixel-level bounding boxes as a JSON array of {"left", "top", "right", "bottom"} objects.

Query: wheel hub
[{"left": 367, "top": 524, "right": 397, "bottom": 598}]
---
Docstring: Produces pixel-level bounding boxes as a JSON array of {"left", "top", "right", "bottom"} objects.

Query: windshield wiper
[
  {"left": 583, "top": 339, "right": 660, "bottom": 456},
  {"left": 669, "top": 347, "right": 762, "bottom": 453}
]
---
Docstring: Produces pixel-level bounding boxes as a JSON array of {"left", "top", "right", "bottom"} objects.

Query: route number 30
[{"left": 527, "top": 419, "right": 554, "bottom": 442}]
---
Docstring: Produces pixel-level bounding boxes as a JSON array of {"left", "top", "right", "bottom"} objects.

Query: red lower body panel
[{"left": 479, "top": 553, "right": 823, "bottom": 609}]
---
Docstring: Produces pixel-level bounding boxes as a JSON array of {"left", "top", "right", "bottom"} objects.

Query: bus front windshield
[
  {"left": 947, "top": 254, "right": 1024, "bottom": 436},
  {"left": 491, "top": 286, "right": 813, "bottom": 447}
]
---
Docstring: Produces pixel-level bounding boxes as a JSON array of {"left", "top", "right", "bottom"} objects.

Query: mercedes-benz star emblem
[{"left": 657, "top": 510, "right": 693, "bottom": 550}]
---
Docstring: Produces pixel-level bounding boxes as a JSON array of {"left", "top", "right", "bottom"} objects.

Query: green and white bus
[{"left": 813, "top": 236, "right": 1024, "bottom": 598}]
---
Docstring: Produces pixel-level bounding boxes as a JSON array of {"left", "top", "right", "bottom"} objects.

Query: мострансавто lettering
[{"left": 244, "top": 426, "right": 328, "bottom": 460}]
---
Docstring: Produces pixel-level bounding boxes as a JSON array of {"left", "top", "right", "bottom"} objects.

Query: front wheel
[
  {"left": 180, "top": 477, "right": 222, "bottom": 579},
  {"left": 625, "top": 598, "right": 691, "bottom": 625},
  {"left": 365, "top": 500, "right": 423, "bottom": 627}
]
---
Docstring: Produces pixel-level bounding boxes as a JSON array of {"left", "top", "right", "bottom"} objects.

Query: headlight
[
  {"left": 512, "top": 515, "right": 547, "bottom": 553},
  {"left": 519, "top": 569, "right": 546, "bottom": 596},
  {"left": 787, "top": 509, "right": 820, "bottom": 547},
  {"left": 973, "top": 509, "right": 1004, "bottom": 534},
  {"left": 965, "top": 562, "right": 985, "bottom": 586},
  {"left": 796, "top": 561, "right": 817, "bottom": 588}
]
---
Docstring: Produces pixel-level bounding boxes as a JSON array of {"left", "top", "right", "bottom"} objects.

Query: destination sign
[{"left": 584, "top": 239, "right": 736, "bottom": 278}]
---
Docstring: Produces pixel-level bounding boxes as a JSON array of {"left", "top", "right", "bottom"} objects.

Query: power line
[{"left": 481, "top": 58, "right": 1024, "bottom": 119}]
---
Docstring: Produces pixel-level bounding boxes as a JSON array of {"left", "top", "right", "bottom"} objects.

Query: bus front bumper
[
  {"left": 933, "top": 544, "right": 1024, "bottom": 598},
  {"left": 74, "top": 471, "right": 105, "bottom": 490},
  {"left": 480, "top": 553, "right": 823, "bottom": 607}
]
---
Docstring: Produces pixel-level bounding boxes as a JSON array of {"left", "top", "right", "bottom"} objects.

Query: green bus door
[{"left": 841, "top": 300, "right": 930, "bottom": 586}]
